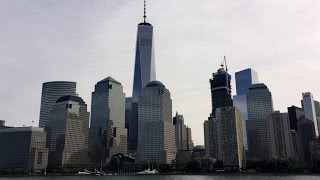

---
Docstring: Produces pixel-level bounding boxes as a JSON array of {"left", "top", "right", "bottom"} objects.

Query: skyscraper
[
  {"left": 233, "top": 68, "right": 259, "bottom": 150},
  {"left": 173, "top": 112, "right": 194, "bottom": 151},
  {"left": 129, "top": 1, "right": 156, "bottom": 154},
  {"left": 89, "top": 77, "right": 126, "bottom": 164},
  {"left": 136, "top": 81, "right": 176, "bottom": 164},
  {"left": 209, "top": 63, "right": 233, "bottom": 116},
  {"left": 219, "top": 107, "right": 245, "bottom": 169},
  {"left": 267, "top": 111, "right": 293, "bottom": 159},
  {"left": 297, "top": 117, "right": 316, "bottom": 162},
  {"left": 125, "top": 97, "right": 132, "bottom": 129},
  {"left": 47, "top": 95, "right": 90, "bottom": 167},
  {"left": 235, "top": 68, "right": 259, "bottom": 95},
  {"left": 301, "top": 92, "right": 318, "bottom": 136},
  {"left": 206, "top": 63, "right": 233, "bottom": 159},
  {"left": 39, "top": 81, "right": 77, "bottom": 128},
  {"left": 246, "top": 83, "right": 274, "bottom": 160},
  {"left": 287, "top": 106, "right": 304, "bottom": 131}
]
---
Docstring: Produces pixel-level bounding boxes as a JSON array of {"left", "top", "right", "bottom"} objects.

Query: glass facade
[
  {"left": 246, "top": 83, "right": 274, "bottom": 160},
  {"left": 235, "top": 68, "right": 259, "bottom": 95},
  {"left": 89, "top": 77, "right": 126, "bottom": 164},
  {"left": 301, "top": 92, "right": 318, "bottom": 136},
  {"left": 39, "top": 81, "right": 77, "bottom": 128},
  {"left": 47, "top": 95, "right": 90, "bottom": 167},
  {"left": 136, "top": 81, "right": 176, "bottom": 164},
  {"left": 287, "top": 106, "right": 304, "bottom": 131},
  {"left": 234, "top": 68, "right": 259, "bottom": 150},
  {"left": 129, "top": 21, "right": 156, "bottom": 153}
]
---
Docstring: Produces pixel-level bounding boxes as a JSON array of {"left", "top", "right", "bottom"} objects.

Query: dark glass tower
[
  {"left": 128, "top": 1, "right": 156, "bottom": 154},
  {"left": 287, "top": 106, "right": 304, "bottom": 131},
  {"left": 210, "top": 64, "right": 233, "bottom": 117}
]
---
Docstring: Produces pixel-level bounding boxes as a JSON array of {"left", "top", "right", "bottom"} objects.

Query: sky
[{"left": 0, "top": 0, "right": 319, "bottom": 145}]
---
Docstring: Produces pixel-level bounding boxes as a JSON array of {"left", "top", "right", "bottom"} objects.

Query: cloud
[{"left": 0, "top": 0, "right": 319, "bottom": 145}]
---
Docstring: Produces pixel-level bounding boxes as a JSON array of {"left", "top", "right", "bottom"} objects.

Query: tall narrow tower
[{"left": 129, "top": 1, "right": 156, "bottom": 153}]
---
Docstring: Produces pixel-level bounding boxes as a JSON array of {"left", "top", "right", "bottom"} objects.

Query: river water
[{"left": 0, "top": 175, "right": 320, "bottom": 180}]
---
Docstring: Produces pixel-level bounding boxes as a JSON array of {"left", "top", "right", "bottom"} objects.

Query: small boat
[{"left": 136, "top": 168, "right": 159, "bottom": 175}]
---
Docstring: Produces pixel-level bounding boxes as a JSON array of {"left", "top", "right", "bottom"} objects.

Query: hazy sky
[{"left": 0, "top": 0, "right": 319, "bottom": 145}]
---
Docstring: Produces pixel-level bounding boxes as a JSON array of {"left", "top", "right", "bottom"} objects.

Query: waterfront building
[
  {"left": 129, "top": 1, "right": 156, "bottom": 154},
  {"left": 314, "top": 100, "right": 320, "bottom": 136},
  {"left": 0, "top": 120, "right": 5, "bottom": 128},
  {"left": 297, "top": 117, "right": 316, "bottom": 162},
  {"left": 136, "top": 81, "right": 176, "bottom": 164},
  {"left": 267, "top": 111, "right": 293, "bottom": 159},
  {"left": 246, "top": 83, "right": 274, "bottom": 160},
  {"left": 301, "top": 92, "right": 318, "bottom": 136},
  {"left": 218, "top": 107, "right": 245, "bottom": 169},
  {"left": 47, "top": 95, "right": 90, "bottom": 167},
  {"left": 89, "top": 77, "right": 126, "bottom": 164},
  {"left": 233, "top": 68, "right": 259, "bottom": 150},
  {"left": 0, "top": 127, "right": 48, "bottom": 172},
  {"left": 287, "top": 106, "right": 304, "bottom": 131},
  {"left": 39, "top": 81, "right": 77, "bottom": 128},
  {"left": 186, "top": 127, "right": 194, "bottom": 150}
]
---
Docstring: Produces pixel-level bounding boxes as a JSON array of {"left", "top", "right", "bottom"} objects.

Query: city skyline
[{"left": 0, "top": 0, "right": 320, "bottom": 146}]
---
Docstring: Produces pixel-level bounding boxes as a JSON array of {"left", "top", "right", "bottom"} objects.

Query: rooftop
[
  {"left": 146, "top": 80, "right": 165, "bottom": 88},
  {"left": 99, "top": 76, "right": 121, "bottom": 85},
  {"left": 56, "top": 95, "right": 85, "bottom": 104}
]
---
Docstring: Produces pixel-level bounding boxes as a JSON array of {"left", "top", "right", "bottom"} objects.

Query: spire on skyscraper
[
  {"left": 224, "top": 56, "right": 228, "bottom": 72},
  {"left": 143, "top": 0, "right": 147, "bottom": 23}
]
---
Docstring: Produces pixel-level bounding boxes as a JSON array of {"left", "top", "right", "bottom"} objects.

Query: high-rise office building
[
  {"left": 297, "top": 117, "right": 316, "bottom": 162},
  {"left": 89, "top": 77, "right": 126, "bottom": 164},
  {"left": 129, "top": 1, "right": 156, "bottom": 154},
  {"left": 287, "top": 106, "right": 304, "bottom": 131},
  {"left": 136, "top": 81, "right": 176, "bottom": 164},
  {"left": 246, "top": 83, "right": 274, "bottom": 160},
  {"left": 267, "top": 111, "right": 293, "bottom": 159},
  {"left": 125, "top": 97, "right": 132, "bottom": 129},
  {"left": 0, "top": 127, "right": 48, "bottom": 172},
  {"left": 233, "top": 68, "right": 259, "bottom": 150},
  {"left": 206, "top": 63, "right": 233, "bottom": 160},
  {"left": 39, "top": 81, "right": 77, "bottom": 128},
  {"left": 301, "top": 92, "right": 318, "bottom": 136},
  {"left": 235, "top": 68, "right": 259, "bottom": 95},
  {"left": 218, "top": 107, "right": 245, "bottom": 169},
  {"left": 314, "top": 100, "right": 320, "bottom": 136},
  {"left": 186, "top": 127, "right": 194, "bottom": 151},
  {"left": 209, "top": 64, "right": 233, "bottom": 116},
  {"left": 173, "top": 112, "right": 194, "bottom": 151},
  {"left": 47, "top": 95, "right": 90, "bottom": 167},
  {"left": 0, "top": 120, "right": 5, "bottom": 128}
]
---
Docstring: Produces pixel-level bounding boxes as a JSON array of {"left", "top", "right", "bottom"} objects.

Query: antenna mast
[
  {"left": 224, "top": 56, "right": 228, "bottom": 72},
  {"left": 143, "top": 0, "right": 147, "bottom": 23}
]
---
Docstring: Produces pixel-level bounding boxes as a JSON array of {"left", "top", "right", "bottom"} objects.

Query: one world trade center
[{"left": 128, "top": 0, "right": 156, "bottom": 153}]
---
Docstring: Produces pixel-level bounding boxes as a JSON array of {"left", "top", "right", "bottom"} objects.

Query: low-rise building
[{"left": 0, "top": 127, "right": 48, "bottom": 172}]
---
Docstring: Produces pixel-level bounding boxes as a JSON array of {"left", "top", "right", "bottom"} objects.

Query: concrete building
[
  {"left": 234, "top": 68, "right": 259, "bottom": 150},
  {"left": 246, "top": 83, "right": 274, "bottom": 160},
  {"left": 314, "top": 100, "right": 320, "bottom": 136},
  {"left": 186, "top": 127, "right": 194, "bottom": 150},
  {"left": 301, "top": 92, "right": 318, "bottom": 136},
  {"left": 267, "top": 111, "right": 293, "bottom": 159},
  {"left": 89, "top": 77, "right": 127, "bottom": 164},
  {"left": 136, "top": 81, "right": 176, "bottom": 164},
  {"left": 287, "top": 106, "right": 304, "bottom": 131},
  {"left": 39, "top": 81, "right": 77, "bottom": 128},
  {"left": 297, "top": 117, "right": 316, "bottom": 163},
  {"left": 0, "top": 127, "right": 48, "bottom": 172},
  {"left": 47, "top": 95, "right": 90, "bottom": 167},
  {"left": 218, "top": 107, "right": 245, "bottom": 169},
  {"left": 129, "top": 1, "right": 156, "bottom": 154}
]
